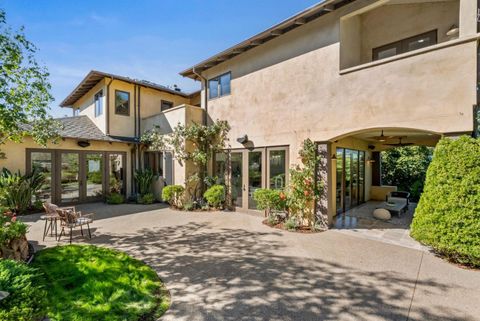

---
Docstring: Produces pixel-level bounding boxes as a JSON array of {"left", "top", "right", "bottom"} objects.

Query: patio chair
[
  {"left": 41, "top": 203, "right": 75, "bottom": 241},
  {"left": 56, "top": 208, "right": 94, "bottom": 244}
]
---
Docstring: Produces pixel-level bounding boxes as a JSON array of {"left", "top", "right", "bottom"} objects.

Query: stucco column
[
  {"left": 315, "top": 142, "right": 333, "bottom": 229},
  {"left": 371, "top": 151, "right": 382, "bottom": 186}
]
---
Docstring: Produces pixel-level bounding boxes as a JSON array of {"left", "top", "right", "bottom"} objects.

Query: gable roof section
[
  {"left": 60, "top": 70, "right": 193, "bottom": 107},
  {"left": 180, "top": 0, "right": 354, "bottom": 79}
]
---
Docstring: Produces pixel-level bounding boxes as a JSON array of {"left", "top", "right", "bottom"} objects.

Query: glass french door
[
  {"left": 28, "top": 149, "right": 126, "bottom": 205},
  {"left": 85, "top": 153, "right": 104, "bottom": 200},
  {"left": 336, "top": 148, "right": 366, "bottom": 214},
  {"left": 60, "top": 152, "right": 80, "bottom": 203},
  {"left": 214, "top": 147, "right": 288, "bottom": 211}
]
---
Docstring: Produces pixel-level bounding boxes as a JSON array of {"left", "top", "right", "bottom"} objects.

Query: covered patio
[{"left": 326, "top": 127, "right": 442, "bottom": 250}]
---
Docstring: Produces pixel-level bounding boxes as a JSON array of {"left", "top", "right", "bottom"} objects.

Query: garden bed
[{"left": 262, "top": 219, "right": 322, "bottom": 233}]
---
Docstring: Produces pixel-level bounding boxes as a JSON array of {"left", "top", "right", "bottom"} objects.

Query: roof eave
[{"left": 179, "top": 0, "right": 344, "bottom": 79}]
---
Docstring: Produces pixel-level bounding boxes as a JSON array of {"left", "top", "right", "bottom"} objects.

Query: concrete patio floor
[{"left": 23, "top": 203, "right": 480, "bottom": 321}]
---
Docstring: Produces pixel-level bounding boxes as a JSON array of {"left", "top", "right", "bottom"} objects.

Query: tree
[
  {"left": 381, "top": 146, "right": 433, "bottom": 201},
  {"left": 0, "top": 9, "right": 60, "bottom": 158},
  {"left": 140, "top": 120, "right": 230, "bottom": 197}
]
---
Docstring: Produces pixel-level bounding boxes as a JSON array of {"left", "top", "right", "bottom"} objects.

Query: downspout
[
  {"left": 106, "top": 77, "right": 113, "bottom": 135},
  {"left": 192, "top": 66, "right": 208, "bottom": 126}
]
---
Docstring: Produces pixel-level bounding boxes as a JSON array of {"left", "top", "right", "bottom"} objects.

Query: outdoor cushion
[{"left": 373, "top": 208, "right": 391, "bottom": 220}]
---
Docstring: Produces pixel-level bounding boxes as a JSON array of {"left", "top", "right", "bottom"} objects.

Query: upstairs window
[
  {"left": 161, "top": 100, "right": 174, "bottom": 112},
  {"left": 115, "top": 90, "right": 130, "bottom": 116},
  {"left": 94, "top": 90, "right": 103, "bottom": 117},
  {"left": 208, "top": 72, "right": 231, "bottom": 99},
  {"left": 373, "top": 30, "right": 437, "bottom": 61}
]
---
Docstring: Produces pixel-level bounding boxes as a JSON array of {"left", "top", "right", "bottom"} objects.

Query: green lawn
[{"left": 32, "top": 245, "right": 169, "bottom": 321}]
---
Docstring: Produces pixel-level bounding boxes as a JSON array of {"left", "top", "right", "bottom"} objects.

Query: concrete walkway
[{"left": 23, "top": 204, "right": 480, "bottom": 321}]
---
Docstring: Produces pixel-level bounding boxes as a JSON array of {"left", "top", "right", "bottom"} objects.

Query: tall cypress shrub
[{"left": 411, "top": 136, "right": 480, "bottom": 267}]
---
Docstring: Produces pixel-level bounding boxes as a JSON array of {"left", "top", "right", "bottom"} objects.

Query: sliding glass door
[{"left": 336, "top": 148, "right": 366, "bottom": 214}]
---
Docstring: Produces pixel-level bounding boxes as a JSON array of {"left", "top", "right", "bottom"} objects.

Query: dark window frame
[
  {"left": 208, "top": 72, "right": 231, "bottom": 100},
  {"left": 373, "top": 30, "right": 437, "bottom": 61},
  {"left": 94, "top": 90, "right": 103, "bottom": 117},
  {"left": 161, "top": 100, "right": 174, "bottom": 112},
  {"left": 114, "top": 90, "right": 130, "bottom": 116}
]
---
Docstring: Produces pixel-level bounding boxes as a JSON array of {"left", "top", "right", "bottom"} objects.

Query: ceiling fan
[
  {"left": 383, "top": 137, "right": 414, "bottom": 147},
  {"left": 370, "top": 130, "right": 394, "bottom": 142}
]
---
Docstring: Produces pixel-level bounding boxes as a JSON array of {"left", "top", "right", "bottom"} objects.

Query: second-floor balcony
[{"left": 339, "top": 0, "right": 470, "bottom": 72}]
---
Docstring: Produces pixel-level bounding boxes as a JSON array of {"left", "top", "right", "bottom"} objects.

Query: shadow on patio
[{"left": 90, "top": 221, "right": 466, "bottom": 321}]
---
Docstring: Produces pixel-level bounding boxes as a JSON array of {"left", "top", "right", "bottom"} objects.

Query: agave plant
[{"left": 0, "top": 168, "right": 46, "bottom": 214}]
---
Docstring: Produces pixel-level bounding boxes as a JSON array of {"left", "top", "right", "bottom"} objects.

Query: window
[
  {"left": 208, "top": 72, "right": 231, "bottom": 99},
  {"left": 161, "top": 100, "right": 174, "bottom": 112},
  {"left": 94, "top": 90, "right": 103, "bottom": 117},
  {"left": 373, "top": 30, "right": 437, "bottom": 61},
  {"left": 115, "top": 90, "right": 130, "bottom": 115},
  {"left": 269, "top": 150, "right": 287, "bottom": 190}
]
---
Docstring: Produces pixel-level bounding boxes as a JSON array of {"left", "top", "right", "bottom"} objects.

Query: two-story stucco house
[
  {"left": 179, "top": 0, "right": 479, "bottom": 224},
  {"left": 1, "top": 0, "right": 478, "bottom": 224},
  {"left": 1, "top": 71, "right": 201, "bottom": 205}
]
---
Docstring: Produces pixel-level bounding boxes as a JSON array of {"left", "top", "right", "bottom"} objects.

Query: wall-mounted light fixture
[
  {"left": 236, "top": 134, "right": 248, "bottom": 145},
  {"left": 77, "top": 140, "right": 91, "bottom": 148},
  {"left": 331, "top": 154, "right": 337, "bottom": 160},
  {"left": 446, "top": 25, "right": 459, "bottom": 37}
]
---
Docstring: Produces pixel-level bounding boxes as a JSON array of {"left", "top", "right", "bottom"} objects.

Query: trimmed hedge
[
  {"left": 0, "top": 259, "right": 47, "bottom": 321},
  {"left": 411, "top": 136, "right": 480, "bottom": 267}
]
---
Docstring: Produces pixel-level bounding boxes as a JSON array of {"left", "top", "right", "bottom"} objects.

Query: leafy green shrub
[
  {"left": 0, "top": 214, "right": 28, "bottom": 246},
  {"left": 106, "top": 193, "right": 124, "bottom": 205},
  {"left": 0, "top": 168, "right": 45, "bottom": 214},
  {"left": 183, "top": 201, "right": 195, "bottom": 211},
  {"left": 139, "top": 193, "right": 155, "bottom": 205},
  {"left": 162, "top": 185, "right": 184, "bottom": 208},
  {"left": 134, "top": 169, "right": 156, "bottom": 196},
  {"left": 253, "top": 189, "right": 287, "bottom": 214},
  {"left": 284, "top": 217, "right": 298, "bottom": 231},
  {"left": 203, "top": 185, "right": 225, "bottom": 209},
  {"left": 0, "top": 259, "right": 47, "bottom": 321},
  {"left": 411, "top": 136, "right": 480, "bottom": 267}
]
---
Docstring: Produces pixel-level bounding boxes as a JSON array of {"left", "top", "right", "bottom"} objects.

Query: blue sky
[{"left": 2, "top": 0, "right": 319, "bottom": 117}]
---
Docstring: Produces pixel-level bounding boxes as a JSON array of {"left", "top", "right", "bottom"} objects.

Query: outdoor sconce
[
  {"left": 446, "top": 25, "right": 459, "bottom": 37},
  {"left": 237, "top": 134, "right": 248, "bottom": 144},
  {"left": 77, "top": 140, "right": 91, "bottom": 148},
  {"left": 331, "top": 154, "right": 337, "bottom": 160}
]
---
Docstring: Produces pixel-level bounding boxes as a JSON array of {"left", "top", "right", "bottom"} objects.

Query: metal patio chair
[{"left": 56, "top": 208, "right": 94, "bottom": 244}]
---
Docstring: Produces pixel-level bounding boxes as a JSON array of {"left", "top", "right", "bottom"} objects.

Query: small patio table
[{"left": 376, "top": 201, "right": 407, "bottom": 217}]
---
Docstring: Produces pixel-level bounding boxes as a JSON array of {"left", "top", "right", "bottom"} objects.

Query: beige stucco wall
[
  {"left": 140, "top": 87, "right": 191, "bottom": 119},
  {"left": 196, "top": 0, "right": 477, "bottom": 218},
  {"left": 202, "top": 3, "right": 476, "bottom": 148},
  {"left": 0, "top": 137, "right": 133, "bottom": 197},
  {"left": 73, "top": 79, "right": 107, "bottom": 133}
]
